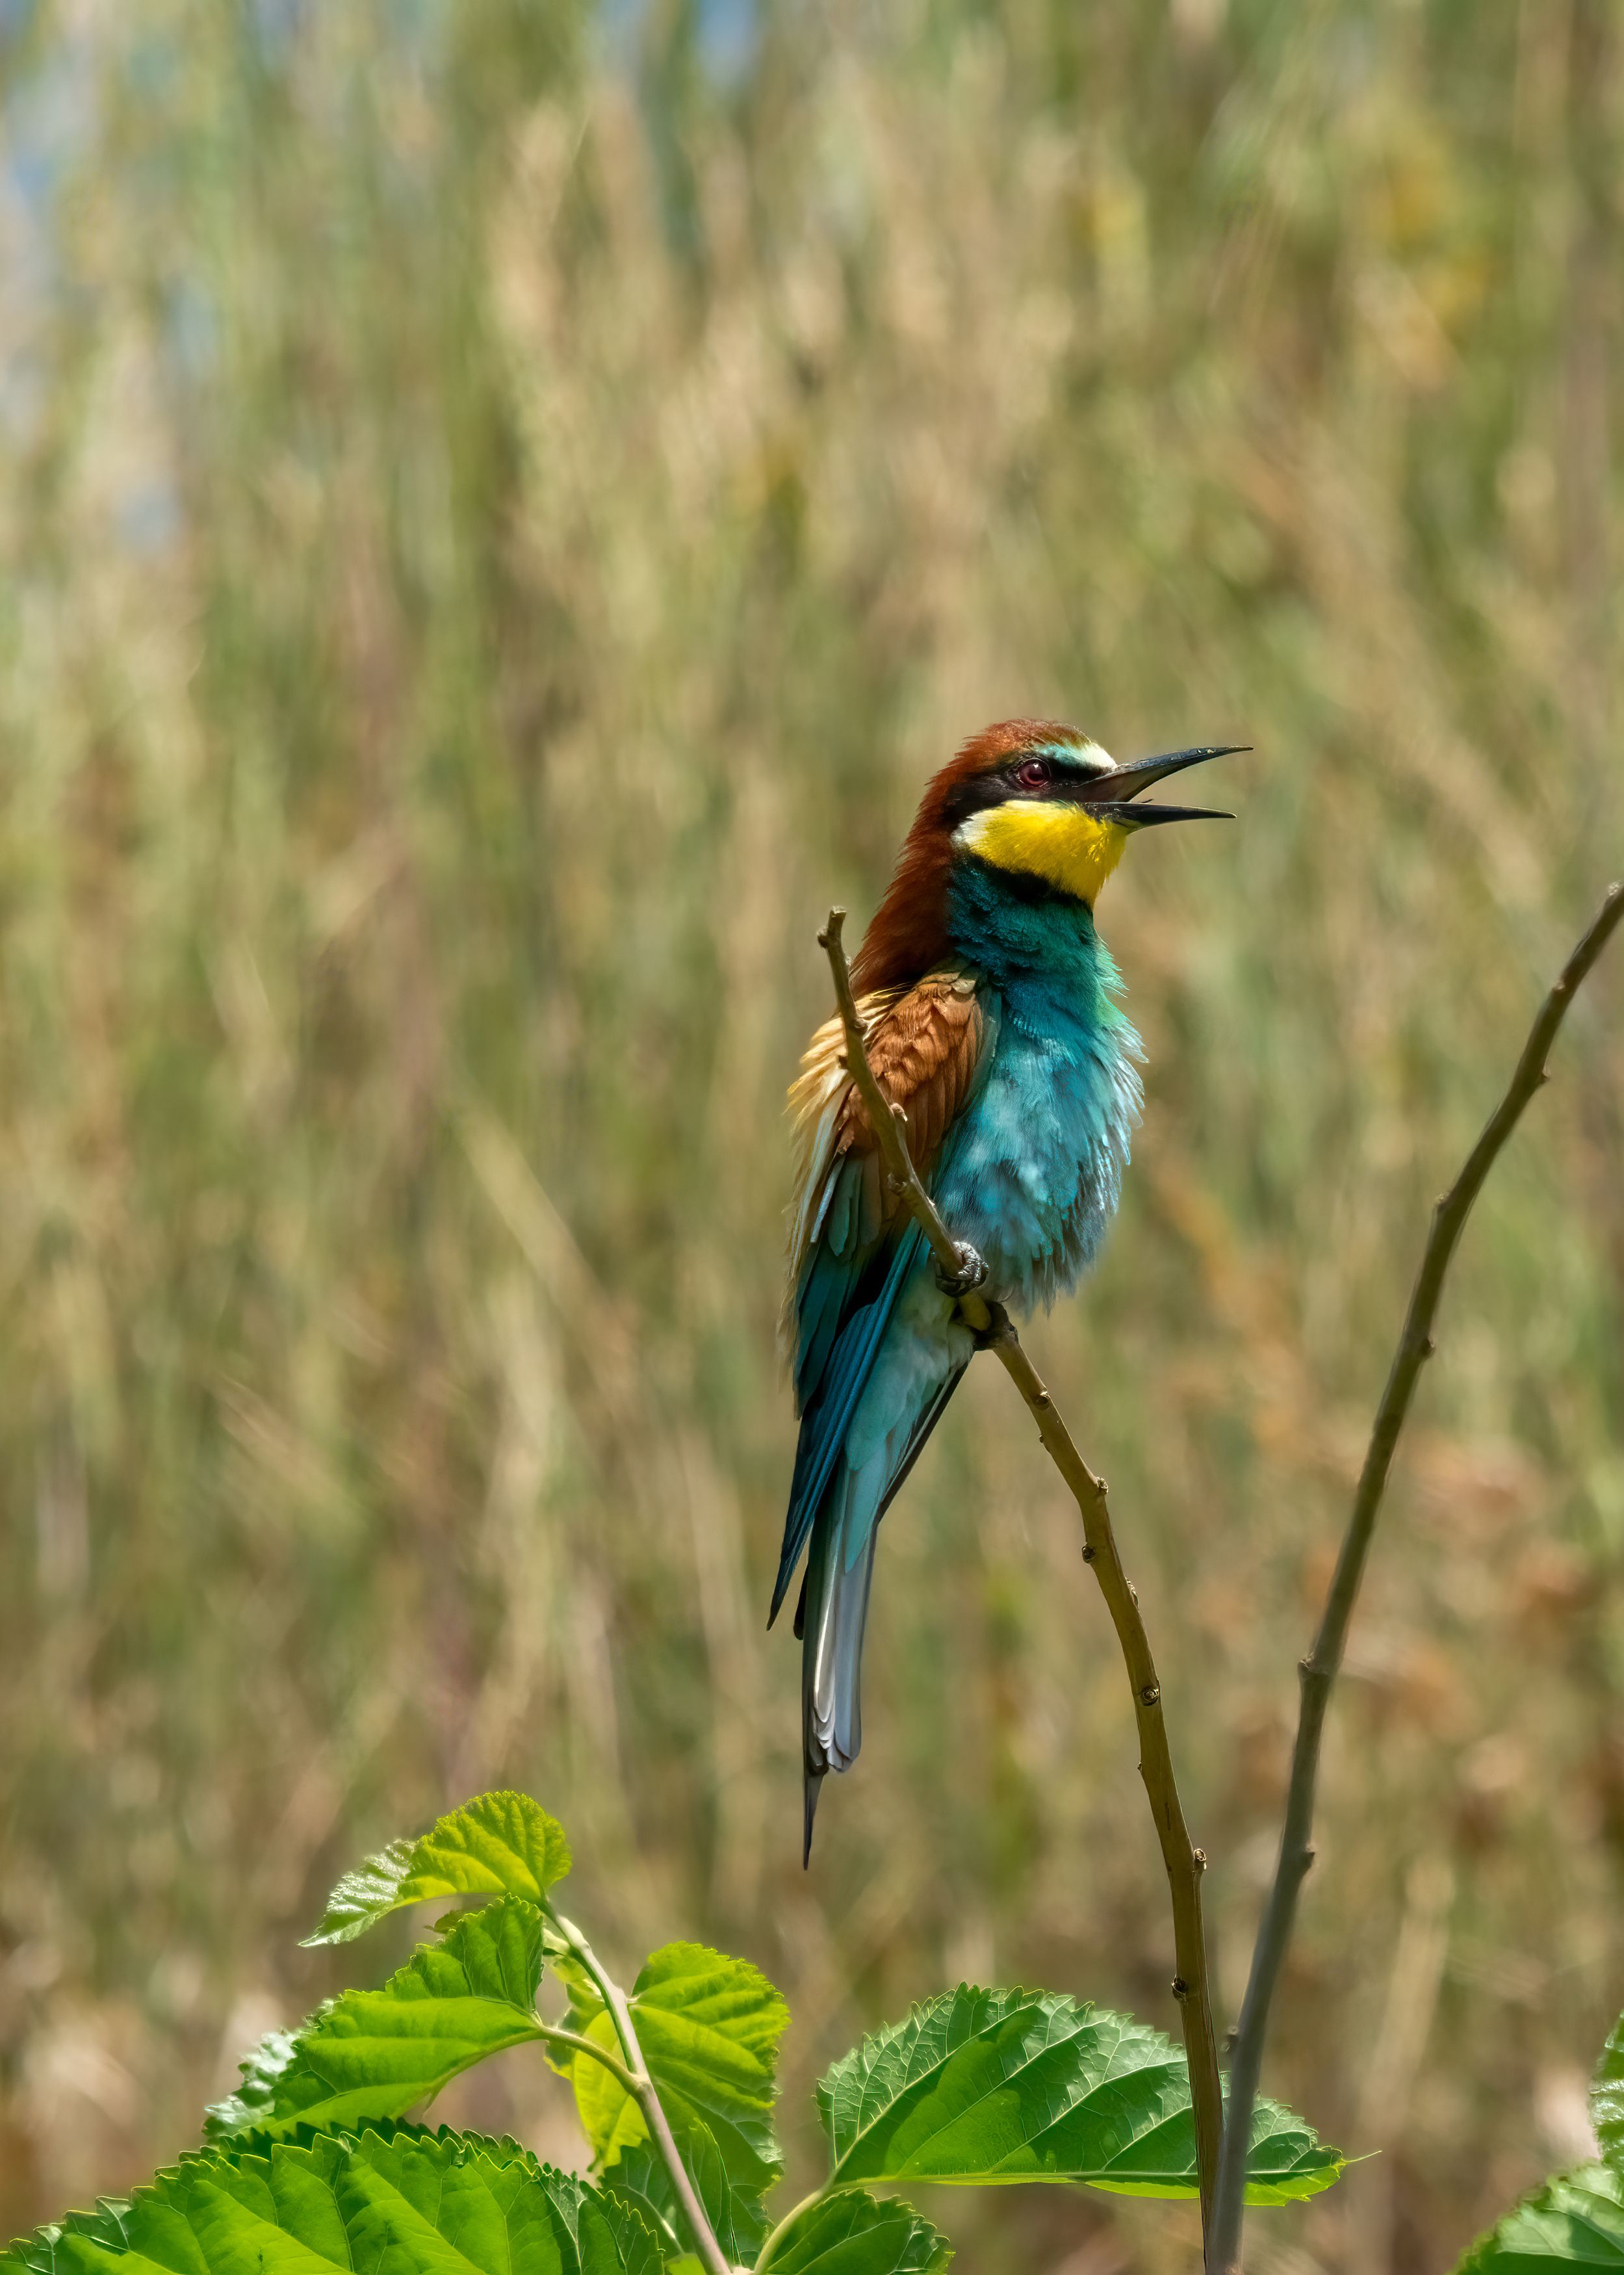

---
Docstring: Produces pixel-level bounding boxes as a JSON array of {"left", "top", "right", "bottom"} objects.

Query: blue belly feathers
[{"left": 936, "top": 861, "right": 1142, "bottom": 1310}]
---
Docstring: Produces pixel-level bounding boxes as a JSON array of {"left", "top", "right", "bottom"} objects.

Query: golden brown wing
[
  {"left": 834, "top": 972, "right": 986, "bottom": 1171},
  {"left": 784, "top": 972, "right": 987, "bottom": 1327}
]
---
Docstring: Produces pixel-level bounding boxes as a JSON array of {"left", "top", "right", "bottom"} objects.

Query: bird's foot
[
  {"left": 934, "top": 1241, "right": 988, "bottom": 1299},
  {"left": 970, "top": 1298, "right": 1012, "bottom": 1351}
]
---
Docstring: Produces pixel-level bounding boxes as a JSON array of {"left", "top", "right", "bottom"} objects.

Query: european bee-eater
[{"left": 775, "top": 719, "right": 1240, "bottom": 1860}]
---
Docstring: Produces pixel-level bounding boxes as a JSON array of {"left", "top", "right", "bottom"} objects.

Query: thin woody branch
[
  {"left": 1209, "top": 881, "right": 1624, "bottom": 2274},
  {"left": 818, "top": 906, "right": 1226, "bottom": 2239}
]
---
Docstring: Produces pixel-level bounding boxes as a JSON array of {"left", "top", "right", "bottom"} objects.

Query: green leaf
[
  {"left": 594, "top": 2144, "right": 732, "bottom": 2274},
  {"left": 580, "top": 2097, "right": 760, "bottom": 2267},
  {"left": 1454, "top": 2163, "right": 1624, "bottom": 2271},
  {"left": 760, "top": 2190, "right": 951, "bottom": 2274},
  {"left": 560, "top": 1942, "right": 790, "bottom": 2262},
  {"left": 1447, "top": 2005, "right": 1624, "bottom": 2268},
  {"left": 598, "top": 2144, "right": 687, "bottom": 2263},
  {"left": 678, "top": 2120, "right": 766, "bottom": 2267},
  {"left": 1090, "top": 2090, "right": 1344, "bottom": 2208},
  {"left": 303, "top": 1791, "right": 572, "bottom": 1945},
  {"left": 207, "top": 1897, "right": 550, "bottom": 2140},
  {"left": 3, "top": 2123, "right": 660, "bottom": 2275},
  {"left": 818, "top": 1986, "right": 1343, "bottom": 2204},
  {"left": 1592, "top": 2015, "right": 1624, "bottom": 2165}
]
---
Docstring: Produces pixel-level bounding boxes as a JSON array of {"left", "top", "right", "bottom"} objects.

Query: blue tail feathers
[
  {"left": 785, "top": 1262, "right": 974, "bottom": 1860},
  {"left": 769, "top": 1220, "right": 927, "bottom": 1625}
]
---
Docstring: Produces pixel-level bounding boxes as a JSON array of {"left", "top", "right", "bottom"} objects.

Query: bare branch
[
  {"left": 1209, "top": 882, "right": 1624, "bottom": 2273},
  {"left": 818, "top": 907, "right": 1225, "bottom": 2238}
]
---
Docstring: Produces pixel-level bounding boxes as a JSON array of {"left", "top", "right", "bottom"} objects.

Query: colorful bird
[{"left": 774, "top": 719, "right": 1241, "bottom": 1860}]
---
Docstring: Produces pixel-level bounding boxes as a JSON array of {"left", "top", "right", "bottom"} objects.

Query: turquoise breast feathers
[{"left": 933, "top": 857, "right": 1142, "bottom": 1310}]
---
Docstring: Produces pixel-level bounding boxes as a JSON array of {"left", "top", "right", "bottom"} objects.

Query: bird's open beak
[{"left": 1075, "top": 743, "right": 1247, "bottom": 827}]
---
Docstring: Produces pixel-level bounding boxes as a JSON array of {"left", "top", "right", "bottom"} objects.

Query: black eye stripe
[
  {"left": 940, "top": 774, "right": 1011, "bottom": 829},
  {"left": 942, "top": 755, "right": 1098, "bottom": 829}
]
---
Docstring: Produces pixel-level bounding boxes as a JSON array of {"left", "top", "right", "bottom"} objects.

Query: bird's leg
[{"left": 934, "top": 1240, "right": 988, "bottom": 1299}]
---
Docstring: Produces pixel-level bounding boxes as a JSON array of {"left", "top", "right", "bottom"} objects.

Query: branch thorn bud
[
  {"left": 1140, "top": 1682, "right": 1161, "bottom": 1706},
  {"left": 1171, "top": 1977, "right": 1189, "bottom": 1999},
  {"left": 1081, "top": 1543, "right": 1097, "bottom": 1563}
]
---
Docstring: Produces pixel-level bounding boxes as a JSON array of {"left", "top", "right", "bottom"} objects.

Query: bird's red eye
[{"left": 1014, "top": 757, "right": 1052, "bottom": 791}]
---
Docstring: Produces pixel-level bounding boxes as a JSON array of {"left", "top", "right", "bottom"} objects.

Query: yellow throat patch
[{"left": 955, "top": 800, "right": 1129, "bottom": 906}]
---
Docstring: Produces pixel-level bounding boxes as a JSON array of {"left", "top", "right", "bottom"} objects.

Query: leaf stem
[
  {"left": 1207, "top": 883, "right": 1624, "bottom": 2274},
  {"left": 751, "top": 2188, "right": 828, "bottom": 2272},
  {"left": 531, "top": 2020, "right": 639, "bottom": 2096},
  {"left": 818, "top": 907, "right": 1225, "bottom": 2242},
  {"left": 547, "top": 1908, "right": 743, "bottom": 2275}
]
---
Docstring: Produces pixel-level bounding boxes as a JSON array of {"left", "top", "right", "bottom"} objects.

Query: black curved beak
[{"left": 1074, "top": 742, "right": 1247, "bottom": 827}]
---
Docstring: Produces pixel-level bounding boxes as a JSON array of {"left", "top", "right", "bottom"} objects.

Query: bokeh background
[{"left": 1, "top": 3, "right": 1621, "bottom": 2269}]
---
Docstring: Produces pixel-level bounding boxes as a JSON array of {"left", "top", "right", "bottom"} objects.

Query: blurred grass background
[{"left": 0, "top": 1, "right": 1621, "bottom": 2268}]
